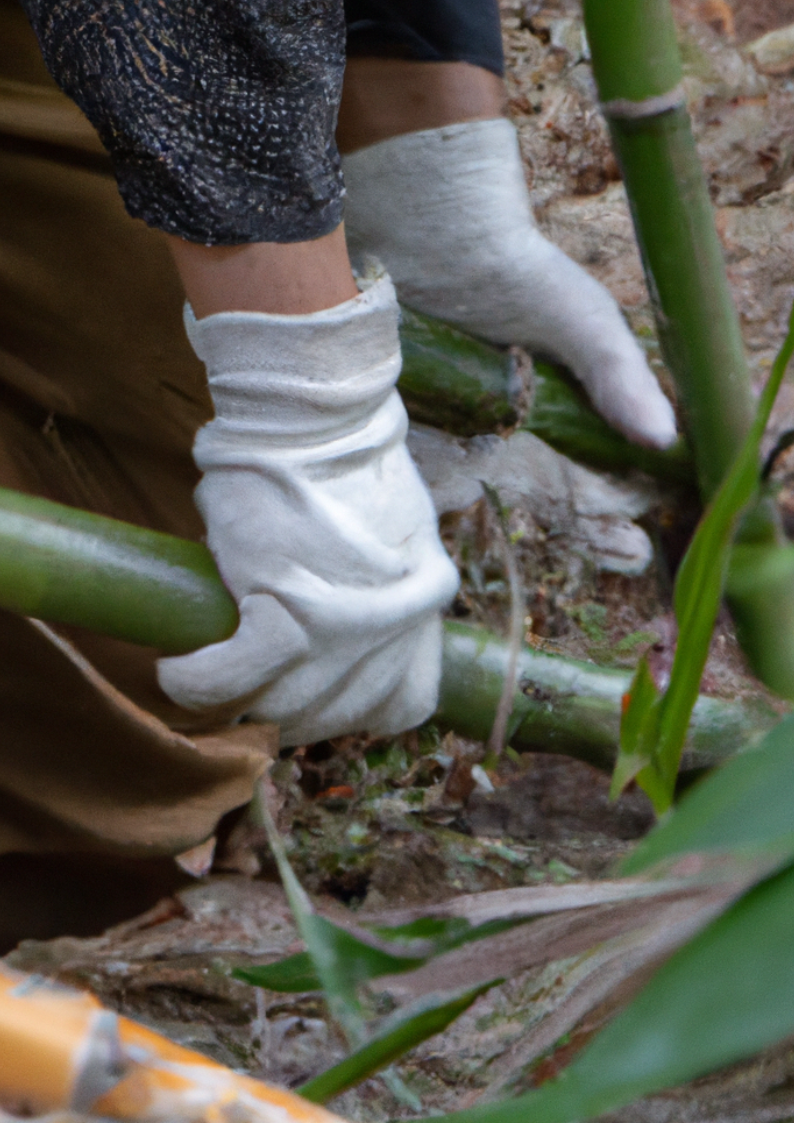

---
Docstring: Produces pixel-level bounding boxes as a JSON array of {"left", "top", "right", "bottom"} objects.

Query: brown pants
[{"left": 0, "top": 0, "right": 273, "bottom": 861}]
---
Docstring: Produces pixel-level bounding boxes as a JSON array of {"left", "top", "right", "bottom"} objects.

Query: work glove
[
  {"left": 157, "top": 276, "right": 459, "bottom": 747},
  {"left": 342, "top": 118, "right": 677, "bottom": 450}
]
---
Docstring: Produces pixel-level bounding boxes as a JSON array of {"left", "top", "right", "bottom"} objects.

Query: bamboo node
[{"left": 600, "top": 85, "right": 686, "bottom": 120}]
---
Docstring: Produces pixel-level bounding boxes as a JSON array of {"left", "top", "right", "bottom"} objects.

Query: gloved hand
[
  {"left": 157, "top": 276, "right": 459, "bottom": 747},
  {"left": 342, "top": 118, "right": 677, "bottom": 450}
]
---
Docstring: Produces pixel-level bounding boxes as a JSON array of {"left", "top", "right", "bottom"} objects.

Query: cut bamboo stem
[
  {"left": 583, "top": 0, "right": 794, "bottom": 698},
  {"left": 404, "top": 311, "right": 692, "bottom": 485},
  {"left": 0, "top": 488, "right": 779, "bottom": 771},
  {"left": 398, "top": 306, "right": 520, "bottom": 436},
  {"left": 437, "top": 622, "right": 779, "bottom": 773}
]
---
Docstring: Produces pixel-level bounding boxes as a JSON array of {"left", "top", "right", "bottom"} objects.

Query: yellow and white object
[{"left": 0, "top": 965, "right": 347, "bottom": 1123}]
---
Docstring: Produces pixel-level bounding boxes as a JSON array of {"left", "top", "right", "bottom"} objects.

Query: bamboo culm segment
[
  {"left": 582, "top": 0, "right": 683, "bottom": 104},
  {"left": 604, "top": 109, "right": 754, "bottom": 497},
  {"left": 398, "top": 306, "right": 520, "bottom": 436},
  {"left": 0, "top": 488, "right": 779, "bottom": 771},
  {"left": 0, "top": 487, "right": 238, "bottom": 654},
  {"left": 436, "top": 622, "right": 780, "bottom": 773},
  {"left": 584, "top": 0, "right": 794, "bottom": 700}
]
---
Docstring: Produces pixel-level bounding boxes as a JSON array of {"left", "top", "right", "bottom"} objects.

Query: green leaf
[
  {"left": 233, "top": 953, "right": 321, "bottom": 993},
  {"left": 367, "top": 916, "right": 523, "bottom": 959},
  {"left": 418, "top": 863, "right": 794, "bottom": 1123},
  {"left": 522, "top": 361, "right": 693, "bottom": 483},
  {"left": 367, "top": 916, "right": 475, "bottom": 949},
  {"left": 622, "top": 711, "right": 794, "bottom": 875},
  {"left": 611, "top": 657, "right": 660, "bottom": 798},
  {"left": 233, "top": 920, "right": 427, "bottom": 995},
  {"left": 249, "top": 783, "right": 368, "bottom": 1042},
  {"left": 299, "top": 982, "right": 497, "bottom": 1104},
  {"left": 616, "top": 297, "right": 794, "bottom": 811},
  {"left": 727, "top": 541, "right": 794, "bottom": 596},
  {"left": 234, "top": 916, "right": 526, "bottom": 994}
]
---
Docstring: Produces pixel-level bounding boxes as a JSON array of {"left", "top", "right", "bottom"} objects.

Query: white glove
[
  {"left": 407, "top": 424, "right": 657, "bottom": 576},
  {"left": 157, "top": 277, "right": 459, "bottom": 747},
  {"left": 342, "top": 118, "right": 677, "bottom": 450}
]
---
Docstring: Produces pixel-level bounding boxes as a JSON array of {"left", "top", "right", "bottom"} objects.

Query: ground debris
[{"left": 3, "top": 3, "right": 794, "bottom": 1120}]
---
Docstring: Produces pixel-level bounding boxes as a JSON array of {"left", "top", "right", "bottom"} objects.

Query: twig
[{"left": 482, "top": 484, "right": 526, "bottom": 757}]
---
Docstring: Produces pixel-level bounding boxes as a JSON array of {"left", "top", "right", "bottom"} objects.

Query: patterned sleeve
[{"left": 19, "top": 0, "right": 347, "bottom": 245}]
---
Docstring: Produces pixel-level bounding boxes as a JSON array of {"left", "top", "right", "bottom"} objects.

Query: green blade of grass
[{"left": 298, "top": 982, "right": 497, "bottom": 1104}]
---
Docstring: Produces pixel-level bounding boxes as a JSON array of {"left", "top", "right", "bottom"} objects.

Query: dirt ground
[{"left": 6, "top": 1, "right": 794, "bottom": 1119}]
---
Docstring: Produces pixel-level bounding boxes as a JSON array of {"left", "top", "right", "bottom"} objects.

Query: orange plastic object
[{"left": 0, "top": 966, "right": 345, "bottom": 1123}]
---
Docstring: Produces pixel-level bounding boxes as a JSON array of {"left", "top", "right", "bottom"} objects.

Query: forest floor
[{"left": 7, "top": 2, "right": 794, "bottom": 1120}]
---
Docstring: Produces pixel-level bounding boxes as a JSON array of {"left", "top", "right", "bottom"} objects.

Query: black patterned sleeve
[{"left": 20, "top": 0, "right": 347, "bottom": 245}]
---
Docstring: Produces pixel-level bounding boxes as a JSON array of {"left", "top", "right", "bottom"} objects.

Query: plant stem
[
  {"left": 0, "top": 486, "right": 238, "bottom": 653},
  {"left": 437, "top": 622, "right": 780, "bottom": 774},
  {"left": 398, "top": 306, "right": 520, "bottom": 436},
  {"left": 0, "top": 487, "right": 777, "bottom": 769},
  {"left": 583, "top": 0, "right": 794, "bottom": 698},
  {"left": 583, "top": 0, "right": 752, "bottom": 496}
]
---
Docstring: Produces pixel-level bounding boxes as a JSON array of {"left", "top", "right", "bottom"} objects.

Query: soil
[
  {"left": 6, "top": 3, "right": 794, "bottom": 1120},
  {"left": 731, "top": 0, "right": 794, "bottom": 41}
]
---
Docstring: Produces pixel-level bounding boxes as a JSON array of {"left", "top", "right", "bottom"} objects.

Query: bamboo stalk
[
  {"left": 398, "top": 306, "right": 520, "bottom": 436},
  {"left": 522, "top": 360, "right": 695, "bottom": 484},
  {"left": 582, "top": 0, "right": 753, "bottom": 496},
  {"left": 582, "top": 0, "right": 794, "bottom": 698},
  {"left": 403, "top": 311, "right": 694, "bottom": 485},
  {"left": 437, "top": 622, "right": 779, "bottom": 773},
  {"left": 0, "top": 489, "right": 778, "bottom": 770},
  {"left": 0, "top": 487, "right": 238, "bottom": 653}
]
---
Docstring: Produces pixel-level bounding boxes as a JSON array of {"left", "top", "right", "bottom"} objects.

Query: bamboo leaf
[
  {"left": 233, "top": 917, "right": 525, "bottom": 993},
  {"left": 298, "top": 982, "right": 497, "bottom": 1104},
  {"left": 367, "top": 916, "right": 522, "bottom": 958},
  {"left": 611, "top": 657, "right": 661, "bottom": 798},
  {"left": 233, "top": 953, "right": 321, "bottom": 993},
  {"left": 417, "top": 864, "right": 794, "bottom": 1123},
  {"left": 249, "top": 783, "right": 367, "bottom": 1042},
  {"left": 615, "top": 298, "right": 794, "bottom": 811},
  {"left": 232, "top": 926, "right": 426, "bottom": 995}
]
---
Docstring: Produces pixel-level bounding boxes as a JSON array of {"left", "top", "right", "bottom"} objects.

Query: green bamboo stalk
[
  {"left": 402, "top": 310, "right": 693, "bottom": 484},
  {"left": 522, "top": 360, "right": 695, "bottom": 484},
  {"left": 398, "top": 306, "right": 520, "bottom": 435},
  {"left": 583, "top": 0, "right": 794, "bottom": 698},
  {"left": 0, "top": 487, "right": 238, "bottom": 652},
  {"left": 0, "top": 488, "right": 778, "bottom": 770},
  {"left": 437, "top": 622, "right": 779, "bottom": 773},
  {"left": 582, "top": 0, "right": 753, "bottom": 496}
]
